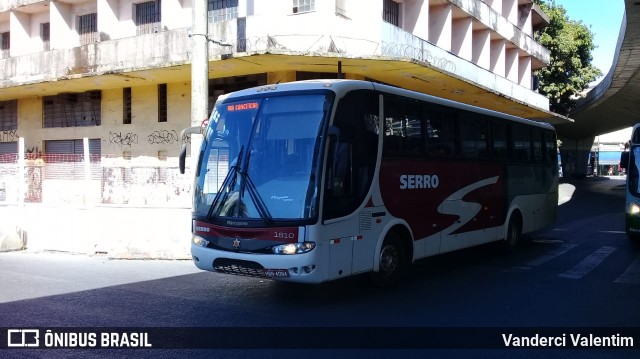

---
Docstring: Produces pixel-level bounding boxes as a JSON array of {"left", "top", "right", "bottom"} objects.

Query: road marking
[
  {"left": 559, "top": 246, "right": 617, "bottom": 279},
  {"left": 614, "top": 257, "right": 640, "bottom": 285},
  {"left": 512, "top": 243, "right": 577, "bottom": 271},
  {"left": 531, "top": 239, "right": 565, "bottom": 244}
]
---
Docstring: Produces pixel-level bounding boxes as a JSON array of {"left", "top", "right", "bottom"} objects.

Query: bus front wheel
[
  {"left": 370, "top": 232, "right": 407, "bottom": 287},
  {"left": 504, "top": 212, "right": 522, "bottom": 250}
]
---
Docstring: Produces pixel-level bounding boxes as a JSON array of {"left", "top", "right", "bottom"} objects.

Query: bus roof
[{"left": 216, "top": 79, "right": 555, "bottom": 131}]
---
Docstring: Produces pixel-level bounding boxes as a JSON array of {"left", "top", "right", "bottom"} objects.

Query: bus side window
[
  {"left": 512, "top": 125, "right": 532, "bottom": 161},
  {"left": 383, "top": 96, "right": 422, "bottom": 155},
  {"left": 532, "top": 129, "right": 543, "bottom": 163},
  {"left": 492, "top": 121, "right": 508, "bottom": 159},
  {"left": 459, "top": 113, "right": 489, "bottom": 159}
]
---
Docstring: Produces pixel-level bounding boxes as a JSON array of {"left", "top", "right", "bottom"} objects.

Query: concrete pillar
[
  {"left": 518, "top": 3, "right": 533, "bottom": 36},
  {"left": 485, "top": 0, "right": 502, "bottom": 14},
  {"left": 428, "top": 4, "right": 451, "bottom": 52},
  {"left": 518, "top": 55, "right": 532, "bottom": 89},
  {"left": 50, "top": 1, "right": 73, "bottom": 50},
  {"left": 490, "top": 39, "right": 506, "bottom": 77},
  {"left": 472, "top": 28, "right": 491, "bottom": 71},
  {"left": 404, "top": 0, "right": 429, "bottom": 41},
  {"left": 190, "top": 0, "right": 209, "bottom": 172},
  {"left": 559, "top": 137, "right": 595, "bottom": 178},
  {"left": 505, "top": 48, "right": 518, "bottom": 83},
  {"left": 9, "top": 11, "right": 30, "bottom": 56},
  {"left": 97, "top": 0, "right": 119, "bottom": 40},
  {"left": 452, "top": 17, "right": 472, "bottom": 62},
  {"left": 502, "top": 0, "right": 517, "bottom": 25}
]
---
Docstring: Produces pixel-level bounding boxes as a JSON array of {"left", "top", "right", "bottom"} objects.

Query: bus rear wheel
[{"left": 370, "top": 232, "right": 407, "bottom": 287}]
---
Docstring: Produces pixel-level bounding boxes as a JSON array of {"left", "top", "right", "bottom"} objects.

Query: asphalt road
[{"left": 0, "top": 177, "right": 639, "bottom": 359}]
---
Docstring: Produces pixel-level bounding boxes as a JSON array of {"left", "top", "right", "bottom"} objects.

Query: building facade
[{"left": 0, "top": 0, "right": 551, "bottom": 206}]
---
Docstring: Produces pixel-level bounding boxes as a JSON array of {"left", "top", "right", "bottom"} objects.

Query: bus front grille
[{"left": 213, "top": 258, "right": 268, "bottom": 278}]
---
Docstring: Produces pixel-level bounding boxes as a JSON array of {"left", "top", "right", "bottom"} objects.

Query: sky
[
  {"left": 553, "top": 0, "right": 626, "bottom": 78},
  {"left": 552, "top": 0, "right": 628, "bottom": 138}
]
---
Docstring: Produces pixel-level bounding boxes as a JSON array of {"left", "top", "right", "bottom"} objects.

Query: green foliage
[{"left": 533, "top": 0, "right": 602, "bottom": 115}]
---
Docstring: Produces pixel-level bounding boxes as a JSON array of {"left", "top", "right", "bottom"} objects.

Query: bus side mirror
[
  {"left": 621, "top": 151, "right": 630, "bottom": 170},
  {"left": 179, "top": 144, "right": 187, "bottom": 174},
  {"left": 178, "top": 126, "right": 205, "bottom": 175}
]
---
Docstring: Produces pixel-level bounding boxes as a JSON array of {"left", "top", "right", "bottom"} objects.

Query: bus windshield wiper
[
  {"left": 238, "top": 149, "right": 274, "bottom": 224},
  {"left": 207, "top": 146, "right": 244, "bottom": 219}
]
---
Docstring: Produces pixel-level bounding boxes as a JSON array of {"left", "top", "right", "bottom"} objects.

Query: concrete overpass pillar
[{"left": 559, "top": 137, "right": 594, "bottom": 179}]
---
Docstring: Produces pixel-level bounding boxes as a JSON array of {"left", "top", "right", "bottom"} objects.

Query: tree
[{"left": 533, "top": 0, "right": 602, "bottom": 115}]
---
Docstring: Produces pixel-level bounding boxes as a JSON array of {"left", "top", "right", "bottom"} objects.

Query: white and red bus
[
  {"left": 620, "top": 123, "right": 640, "bottom": 239},
  {"left": 180, "top": 80, "right": 558, "bottom": 285}
]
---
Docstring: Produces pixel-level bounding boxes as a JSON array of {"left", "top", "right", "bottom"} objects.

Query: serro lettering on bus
[{"left": 399, "top": 174, "right": 440, "bottom": 189}]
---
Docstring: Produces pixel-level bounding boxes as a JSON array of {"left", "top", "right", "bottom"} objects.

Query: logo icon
[
  {"left": 232, "top": 238, "right": 241, "bottom": 249},
  {"left": 7, "top": 329, "right": 40, "bottom": 347}
]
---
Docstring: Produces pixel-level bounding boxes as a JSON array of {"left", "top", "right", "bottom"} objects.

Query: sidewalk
[
  {"left": 0, "top": 204, "right": 191, "bottom": 259},
  {"left": 0, "top": 178, "right": 620, "bottom": 259}
]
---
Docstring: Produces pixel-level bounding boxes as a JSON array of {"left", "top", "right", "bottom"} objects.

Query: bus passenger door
[{"left": 322, "top": 90, "right": 380, "bottom": 276}]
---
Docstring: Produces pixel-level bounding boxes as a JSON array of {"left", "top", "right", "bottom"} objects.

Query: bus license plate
[{"left": 264, "top": 269, "right": 289, "bottom": 278}]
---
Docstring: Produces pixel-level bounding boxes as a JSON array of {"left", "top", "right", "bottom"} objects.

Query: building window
[
  {"left": 208, "top": 0, "right": 238, "bottom": 22},
  {"left": 0, "top": 32, "right": 9, "bottom": 58},
  {"left": 78, "top": 13, "right": 98, "bottom": 45},
  {"left": 0, "top": 100, "right": 18, "bottom": 131},
  {"left": 43, "top": 91, "right": 102, "bottom": 128},
  {"left": 123, "top": 88, "right": 132, "bottom": 124},
  {"left": 158, "top": 84, "right": 167, "bottom": 122},
  {"left": 383, "top": 0, "right": 400, "bottom": 26},
  {"left": 41, "top": 23, "right": 50, "bottom": 51},
  {"left": 135, "top": 0, "right": 162, "bottom": 35},
  {"left": 293, "top": 0, "right": 314, "bottom": 14}
]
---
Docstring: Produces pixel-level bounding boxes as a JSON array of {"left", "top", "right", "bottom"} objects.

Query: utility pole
[{"left": 190, "top": 0, "right": 209, "bottom": 168}]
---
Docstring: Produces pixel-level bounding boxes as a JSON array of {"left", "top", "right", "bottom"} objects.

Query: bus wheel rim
[{"left": 380, "top": 245, "right": 399, "bottom": 274}]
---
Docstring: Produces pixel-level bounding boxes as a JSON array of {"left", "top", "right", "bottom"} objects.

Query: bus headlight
[
  {"left": 193, "top": 235, "right": 210, "bottom": 247},
  {"left": 631, "top": 204, "right": 640, "bottom": 215},
  {"left": 272, "top": 242, "right": 316, "bottom": 255}
]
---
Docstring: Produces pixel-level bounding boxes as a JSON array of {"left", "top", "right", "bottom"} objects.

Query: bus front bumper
[
  {"left": 625, "top": 213, "right": 640, "bottom": 236},
  {"left": 190, "top": 242, "right": 325, "bottom": 284}
]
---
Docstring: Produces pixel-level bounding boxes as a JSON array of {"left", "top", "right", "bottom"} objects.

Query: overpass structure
[{"left": 556, "top": 0, "right": 640, "bottom": 177}]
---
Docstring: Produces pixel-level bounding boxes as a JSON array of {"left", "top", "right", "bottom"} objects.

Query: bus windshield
[{"left": 193, "top": 93, "right": 332, "bottom": 223}]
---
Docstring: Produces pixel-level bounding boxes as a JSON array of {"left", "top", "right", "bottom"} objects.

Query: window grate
[
  {"left": 123, "top": 88, "right": 132, "bottom": 124},
  {"left": 208, "top": 0, "right": 239, "bottom": 22},
  {"left": 0, "top": 32, "right": 9, "bottom": 58},
  {"left": 135, "top": 0, "right": 162, "bottom": 35},
  {"left": 43, "top": 91, "right": 102, "bottom": 128},
  {"left": 41, "top": 23, "right": 50, "bottom": 51},
  {"left": 158, "top": 84, "right": 167, "bottom": 123},
  {"left": 293, "top": 0, "right": 315, "bottom": 14},
  {"left": 0, "top": 100, "right": 17, "bottom": 131},
  {"left": 383, "top": 0, "right": 400, "bottom": 26},
  {"left": 78, "top": 13, "right": 98, "bottom": 44}
]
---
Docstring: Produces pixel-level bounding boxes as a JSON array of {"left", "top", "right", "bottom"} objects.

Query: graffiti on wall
[
  {"left": 109, "top": 131, "right": 139, "bottom": 148},
  {"left": 148, "top": 130, "right": 179, "bottom": 145},
  {"left": 0, "top": 130, "right": 17, "bottom": 143}
]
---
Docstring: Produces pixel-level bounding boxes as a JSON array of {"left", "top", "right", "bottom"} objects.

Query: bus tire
[
  {"left": 504, "top": 212, "right": 522, "bottom": 250},
  {"left": 370, "top": 231, "right": 407, "bottom": 287}
]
